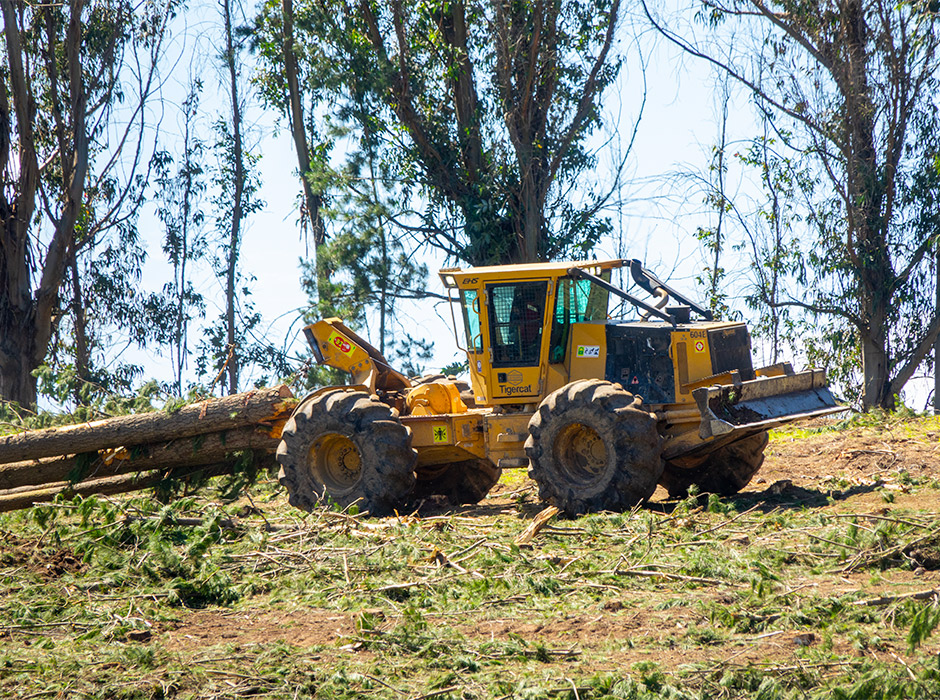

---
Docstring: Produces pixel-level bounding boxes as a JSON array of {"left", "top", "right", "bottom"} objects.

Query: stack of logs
[{"left": 0, "top": 386, "right": 296, "bottom": 512}]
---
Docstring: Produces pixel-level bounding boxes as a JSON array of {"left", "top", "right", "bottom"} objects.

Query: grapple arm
[
  {"left": 303, "top": 318, "right": 411, "bottom": 394},
  {"left": 629, "top": 259, "right": 713, "bottom": 321}
]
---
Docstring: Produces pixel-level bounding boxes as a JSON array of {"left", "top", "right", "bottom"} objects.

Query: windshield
[
  {"left": 487, "top": 281, "right": 548, "bottom": 367},
  {"left": 549, "top": 274, "right": 610, "bottom": 363}
]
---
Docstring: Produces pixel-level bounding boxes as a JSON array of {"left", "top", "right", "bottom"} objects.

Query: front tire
[
  {"left": 525, "top": 379, "right": 664, "bottom": 515},
  {"left": 276, "top": 389, "right": 417, "bottom": 515},
  {"left": 659, "top": 431, "right": 769, "bottom": 498}
]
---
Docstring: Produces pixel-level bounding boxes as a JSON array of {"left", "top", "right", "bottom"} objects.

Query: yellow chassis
[
  {"left": 304, "top": 302, "right": 841, "bottom": 476},
  {"left": 405, "top": 364, "right": 841, "bottom": 472}
]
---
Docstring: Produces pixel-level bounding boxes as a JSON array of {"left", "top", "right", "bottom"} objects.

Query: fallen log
[
  {"left": 0, "top": 460, "right": 246, "bottom": 513},
  {"left": 0, "top": 386, "right": 294, "bottom": 465},
  {"left": 0, "top": 425, "right": 277, "bottom": 491}
]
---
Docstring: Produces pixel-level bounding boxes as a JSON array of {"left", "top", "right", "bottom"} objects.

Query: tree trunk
[
  {"left": 0, "top": 425, "right": 276, "bottom": 491},
  {"left": 0, "top": 1, "right": 41, "bottom": 409},
  {"left": 222, "top": 0, "right": 244, "bottom": 395},
  {"left": 0, "top": 459, "right": 246, "bottom": 513},
  {"left": 0, "top": 385, "right": 293, "bottom": 464},
  {"left": 0, "top": 302, "right": 39, "bottom": 409},
  {"left": 522, "top": 188, "right": 541, "bottom": 263},
  {"left": 70, "top": 253, "right": 89, "bottom": 404},
  {"left": 841, "top": 0, "right": 894, "bottom": 411},
  {"left": 935, "top": 338, "right": 940, "bottom": 414},
  {"left": 172, "top": 87, "right": 200, "bottom": 397},
  {"left": 0, "top": 335, "right": 38, "bottom": 410},
  {"left": 861, "top": 324, "right": 890, "bottom": 410},
  {"left": 935, "top": 248, "right": 939, "bottom": 415},
  {"left": 438, "top": 0, "right": 482, "bottom": 184},
  {"left": 281, "top": 0, "right": 329, "bottom": 311}
]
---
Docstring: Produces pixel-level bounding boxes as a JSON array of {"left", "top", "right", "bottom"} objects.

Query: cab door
[{"left": 484, "top": 280, "right": 549, "bottom": 403}]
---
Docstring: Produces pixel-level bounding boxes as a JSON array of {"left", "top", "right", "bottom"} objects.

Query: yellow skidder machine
[{"left": 276, "top": 259, "right": 842, "bottom": 515}]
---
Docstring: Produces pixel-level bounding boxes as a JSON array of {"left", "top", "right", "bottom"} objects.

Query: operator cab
[
  {"left": 441, "top": 258, "right": 737, "bottom": 408},
  {"left": 440, "top": 260, "right": 620, "bottom": 406}
]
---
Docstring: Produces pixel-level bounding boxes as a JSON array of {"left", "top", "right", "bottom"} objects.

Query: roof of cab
[{"left": 439, "top": 259, "right": 623, "bottom": 287}]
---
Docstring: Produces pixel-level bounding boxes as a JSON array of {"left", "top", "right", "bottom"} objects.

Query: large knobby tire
[
  {"left": 276, "top": 389, "right": 417, "bottom": 515},
  {"left": 659, "top": 431, "right": 769, "bottom": 498},
  {"left": 525, "top": 379, "right": 664, "bottom": 515},
  {"left": 413, "top": 459, "right": 502, "bottom": 505}
]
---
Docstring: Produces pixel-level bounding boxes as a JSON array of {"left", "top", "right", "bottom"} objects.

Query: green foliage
[
  {"left": 440, "top": 359, "right": 469, "bottom": 377},
  {"left": 2, "top": 375, "right": 166, "bottom": 431},
  {"left": 150, "top": 80, "right": 209, "bottom": 398},
  {"left": 904, "top": 600, "right": 940, "bottom": 654},
  {"left": 0, "top": 0, "right": 182, "bottom": 407},
  {"left": 194, "top": 111, "right": 290, "bottom": 392},
  {"left": 296, "top": 142, "right": 435, "bottom": 379},
  {"left": 250, "top": 0, "right": 623, "bottom": 266},
  {"left": 248, "top": 0, "right": 626, "bottom": 381},
  {"left": 2, "top": 417, "right": 940, "bottom": 698}
]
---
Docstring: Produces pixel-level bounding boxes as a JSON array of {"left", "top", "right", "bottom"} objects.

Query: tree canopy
[
  {"left": 1, "top": 0, "right": 173, "bottom": 407},
  {"left": 4, "top": 0, "right": 940, "bottom": 411},
  {"left": 252, "top": 0, "right": 625, "bottom": 267}
]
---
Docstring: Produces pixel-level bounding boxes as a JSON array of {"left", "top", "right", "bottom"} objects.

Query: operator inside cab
[{"left": 488, "top": 281, "right": 548, "bottom": 367}]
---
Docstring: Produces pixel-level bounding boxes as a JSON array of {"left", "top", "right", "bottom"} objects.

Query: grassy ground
[{"left": 1, "top": 415, "right": 939, "bottom": 699}]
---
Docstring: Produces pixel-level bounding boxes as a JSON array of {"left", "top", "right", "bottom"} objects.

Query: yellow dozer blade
[{"left": 693, "top": 369, "right": 844, "bottom": 442}]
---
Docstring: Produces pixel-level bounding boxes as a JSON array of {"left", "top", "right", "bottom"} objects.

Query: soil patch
[
  {"left": 0, "top": 530, "right": 86, "bottom": 579},
  {"left": 161, "top": 419, "right": 940, "bottom": 675},
  {"left": 164, "top": 608, "right": 356, "bottom": 652}
]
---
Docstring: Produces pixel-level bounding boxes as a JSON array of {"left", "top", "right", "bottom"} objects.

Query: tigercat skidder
[{"left": 276, "top": 259, "right": 842, "bottom": 515}]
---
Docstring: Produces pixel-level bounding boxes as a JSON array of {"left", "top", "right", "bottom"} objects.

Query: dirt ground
[{"left": 163, "top": 420, "right": 940, "bottom": 676}]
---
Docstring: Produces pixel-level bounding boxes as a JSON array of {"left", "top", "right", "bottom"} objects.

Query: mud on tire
[
  {"left": 659, "top": 431, "right": 769, "bottom": 498},
  {"left": 412, "top": 459, "right": 501, "bottom": 505},
  {"left": 525, "top": 379, "right": 664, "bottom": 515},
  {"left": 276, "top": 389, "right": 417, "bottom": 515}
]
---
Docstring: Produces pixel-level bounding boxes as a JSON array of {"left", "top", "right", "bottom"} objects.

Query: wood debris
[{"left": 514, "top": 505, "right": 561, "bottom": 546}]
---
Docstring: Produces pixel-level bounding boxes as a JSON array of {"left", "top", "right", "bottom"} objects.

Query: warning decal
[{"left": 328, "top": 331, "right": 356, "bottom": 358}]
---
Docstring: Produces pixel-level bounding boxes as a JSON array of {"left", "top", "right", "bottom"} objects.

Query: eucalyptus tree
[
  {"left": 152, "top": 82, "right": 209, "bottom": 398},
  {"left": 0, "top": 0, "right": 174, "bottom": 407},
  {"left": 250, "top": 0, "right": 625, "bottom": 269},
  {"left": 302, "top": 140, "right": 435, "bottom": 375},
  {"left": 645, "top": 0, "right": 940, "bottom": 409},
  {"left": 218, "top": 0, "right": 252, "bottom": 394}
]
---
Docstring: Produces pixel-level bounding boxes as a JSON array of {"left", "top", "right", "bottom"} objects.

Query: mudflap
[{"left": 693, "top": 369, "right": 845, "bottom": 442}]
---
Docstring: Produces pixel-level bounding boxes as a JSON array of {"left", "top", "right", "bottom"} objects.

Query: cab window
[
  {"left": 487, "top": 281, "right": 548, "bottom": 367},
  {"left": 460, "top": 289, "right": 483, "bottom": 354},
  {"left": 549, "top": 274, "right": 610, "bottom": 363}
]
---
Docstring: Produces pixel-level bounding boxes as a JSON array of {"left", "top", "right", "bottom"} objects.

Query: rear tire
[
  {"left": 276, "top": 389, "right": 417, "bottom": 515},
  {"left": 525, "top": 379, "right": 664, "bottom": 515},
  {"left": 659, "top": 431, "right": 769, "bottom": 498},
  {"left": 413, "top": 459, "right": 501, "bottom": 505}
]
